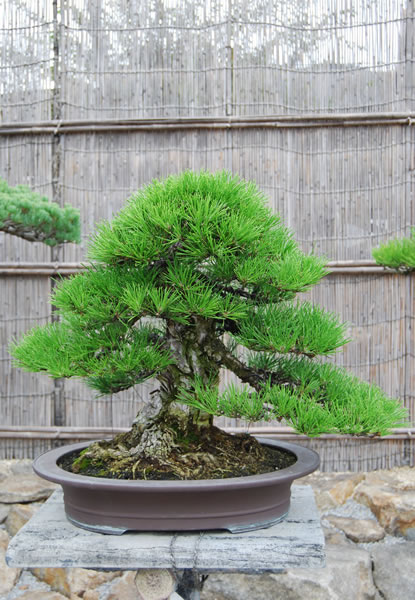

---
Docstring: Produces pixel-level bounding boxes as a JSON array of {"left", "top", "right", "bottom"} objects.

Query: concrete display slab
[{"left": 6, "top": 484, "right": 324, "bottom": 573}]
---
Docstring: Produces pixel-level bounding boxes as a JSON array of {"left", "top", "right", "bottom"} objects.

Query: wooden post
[
  {"left": 134, "top": 569, "right": 177, "bottom": 599},
  {"left": 51, "top": 0, "right": 65, "bottom": 428},
  {"left": 175, "top": 570, "right": 206, "bottom": 600},
  {"left": 133, "top": 569, "right": 206, "bottom": 600}
]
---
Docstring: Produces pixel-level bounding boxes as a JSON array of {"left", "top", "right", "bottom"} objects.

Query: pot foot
[
  {"left": 225, "top": 511, "right": 288, "bottom": 533},
  {"left": 66, "top": 511, "right": 289, "bottom": 535},
  {"left": 66, "top": 514, "right": 127, "bottom": 535}
]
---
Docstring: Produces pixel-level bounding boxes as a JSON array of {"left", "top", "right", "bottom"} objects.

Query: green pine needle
[
  {"left": 178, "top": 366, "right": 407, "bottom": 436},
  {"left": 373, "top": 229, "right": 415, "bottom": 272},
  {"left": 11, "top": 320, "right": 172, "bottom": 394},
  {"left": 234, "top": 302, "right": 349, "bottom": 357},
  {"left": 0, "top": 178, "right": 80, "bottom": 246}
]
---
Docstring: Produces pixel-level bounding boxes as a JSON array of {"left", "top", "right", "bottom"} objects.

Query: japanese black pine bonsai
[{"left": 11, "top": 172, "right": 406, "bottom": 480}]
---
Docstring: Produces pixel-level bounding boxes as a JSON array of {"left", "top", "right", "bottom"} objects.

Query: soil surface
[{"left": 58, "top": 427, "right": 296, "bottom": 481}]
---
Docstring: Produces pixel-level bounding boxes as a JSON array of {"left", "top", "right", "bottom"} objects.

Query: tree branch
[
  {"left": 196, "top": 271, "right": 261, "bottom": 301},
  {"left": 206, "top": 336, "right": 291, "bottom": 392},
  {"left": 149, "top": 241, "right": 184, "bottom": 270},
  {"left": 87, "top": 368, "right": 159, "bottom": 395},
  {"left": 1, "top": 220, "right": 58, "bottom": 244}
]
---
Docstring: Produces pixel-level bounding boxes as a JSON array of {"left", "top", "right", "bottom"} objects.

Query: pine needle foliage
[
  {"left": 372, "top": 228, "right": 415, "bottom": 272},
  {"left": 11, "top": 171, "right": 407, "bottom": 435},
  {"left": 178, "top": 358, "right": 405, "bottom": 436},
  {"left": 0, "top": 178, "right": 80, "bottom": 245},
  {"left": 234, "top": 302, "right": 349, "bottom": 357}
]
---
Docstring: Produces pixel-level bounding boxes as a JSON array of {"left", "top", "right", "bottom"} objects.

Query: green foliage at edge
[
  {"left": 0, "top": 178, "right": 80, "bottom": 245},
  {"left": 372, "top": 228, "right": 415, "bottom": 272}
]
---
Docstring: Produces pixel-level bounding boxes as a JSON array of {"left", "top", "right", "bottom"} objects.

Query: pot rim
[{"left": 33, "top": 437, "right": 319, "bottom": 491}]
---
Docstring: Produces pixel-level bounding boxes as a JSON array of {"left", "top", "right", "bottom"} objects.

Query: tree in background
[
  {"left": 0, "top": 178, "right": 80, "bottom": 246},
  {"left": 11, "top": 171, "right": 406, "bottom": 480},
  {"left": 373, "top": 229, "right": 415, "bottom": 273}
]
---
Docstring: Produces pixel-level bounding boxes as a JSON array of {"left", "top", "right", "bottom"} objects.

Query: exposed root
[
  {"left": 63, "top": 413, "right": 296, "bottom": 480},
  {"left": 129, "top": 426, "right": 176, "bottom": 460},
  {"left": 131, "top": 393, "right": 164, "bottom": 432}
]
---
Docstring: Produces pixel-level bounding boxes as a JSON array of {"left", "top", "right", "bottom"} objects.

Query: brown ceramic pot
[{"left": 33, "top": 438, "right": 319, "bottom": 534}]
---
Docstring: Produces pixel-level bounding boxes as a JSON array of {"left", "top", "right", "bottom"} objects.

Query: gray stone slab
[{"left": 6, "top": 485, "right": 324, "bottom": 573}]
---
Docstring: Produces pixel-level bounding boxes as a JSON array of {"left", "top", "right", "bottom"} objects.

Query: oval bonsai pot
[{"left": 33, "top": 438, "right": 319, "bottom": 534}]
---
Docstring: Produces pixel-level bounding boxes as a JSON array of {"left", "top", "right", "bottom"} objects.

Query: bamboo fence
[{"left": 0, "top": 0, "right": 414, "bottom": 470}]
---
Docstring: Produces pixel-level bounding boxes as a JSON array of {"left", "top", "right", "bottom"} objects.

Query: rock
[
  {"left": 0, "top": 529, "right": 21, "bottom": 595},
  {"left": 83, "top": 591, "right": 100, "bottom": 600},
  {"left": 7, "top": 568, "right": 64, "bottom": 597},
  {"left": 202, "top": 573, "right": 283, "bottom": 600},
  {"left": 366, "top": 467, "right": 415, "bottom": 490},
  {"left": 35, "top": 567, "right": 121, "bottom": 598},
  {"left": 0, "top": 459, "right": 33, "bottom": 478},
  {"left": 0, "top": 461, "right": 10, "bottom": 480},
  {"left": 135, "top": 569, "right": 176, "bottom": 600},
  {"left": 0, "top": 502, "right": 10, "bottom": 523},
  {"left": 325, "top": 516, "right": 385, "bottom": 543},
  {"left": 353, "top": 469, "right": 415, "bottom": 538},
  {"left": 202, "top": 544, "right": 379, "bottom": 600},
  {"left": 67, "top": 568, "right": 121, "bottom": 598},
  {"left": 107, "top": 571, "right": 140, "bottom": 600},
  {"left": 275, "top": 544, "right": 379, "bottom": 599},
  {"left": 329, "top": 478, "right": 365, "bottom": 506},
  {"left": 32, "top": 568, "right": 71, "bottom": 596},
  {"left": 32, "top": 567, "right": 121, "bottom": 597},
  {"left": 0, "top": 473, "right": 58, "bottom": 503},
  {"left": 322, "top": 498, "right": 377, "bottom": 522},
  {"left": 10, "top": 459, "right": 35, "bottom": 476},
  {"left": 17, "top": 592, "right": 68, "bottom": 600},
  {"left": 296, "top": 472, "right": 365, "bottom": 512},
  {"left": 371, "top": 542, "right": 415, "bottom": 600},
  {"left": 5, "top": 502, "right": 41, "bottom": 536},
  {"left": 322, "top": 526, "right": 351, "bottom": 546}
]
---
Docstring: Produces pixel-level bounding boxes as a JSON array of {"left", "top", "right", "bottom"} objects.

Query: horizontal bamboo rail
[
  {"left": 1, "top": 113, "right": 415, "bottom": 135},
  {"left": 0, "top": 261, "right": 396, "bottom": 276},
  {"left": 0, "top": 425, "right": 413, "bottom": 441}
]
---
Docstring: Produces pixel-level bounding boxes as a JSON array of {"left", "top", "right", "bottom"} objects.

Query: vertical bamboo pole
[
  {"left": 225, "top": 0, "right": 233, "bottom": 119},
  {"left": 225, "top": 0, "right": 234, "bottom": 171},
  {"left": 51, "top": 0, "right": 65, "bottom": 427},
  {"left": 405, "top": 0, "right": 415, "bottom": 428}
]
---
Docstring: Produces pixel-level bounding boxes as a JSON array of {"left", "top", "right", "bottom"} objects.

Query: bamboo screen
[{"left": 0, "top": 0, "right": 414, "bottom": 469}]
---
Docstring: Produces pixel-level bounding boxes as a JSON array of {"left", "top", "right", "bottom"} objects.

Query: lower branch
[{"left": 1, "top": 220, "right": 56, "bottom": 244}]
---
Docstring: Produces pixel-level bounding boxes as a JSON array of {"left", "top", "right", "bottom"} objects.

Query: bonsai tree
[
  {"left": 11, "top": 171, "right": 406, "bottom": 480},
  {"left": 0, "top": 178, "right": 80, "bottom": 245},
  {"left": 373, "top": 229, "right": 415, "bottom": 273}
]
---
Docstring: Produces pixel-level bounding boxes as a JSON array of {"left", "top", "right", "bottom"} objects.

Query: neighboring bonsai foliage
[
  {"left": 373, "top": 229, "right": 415, "bottom": 273},
  {"left": 11, "top": 172, "right": 406, "bottom": 480},
  {"left": 0, "top": 178, "right": 80, "bottom": 245}
]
